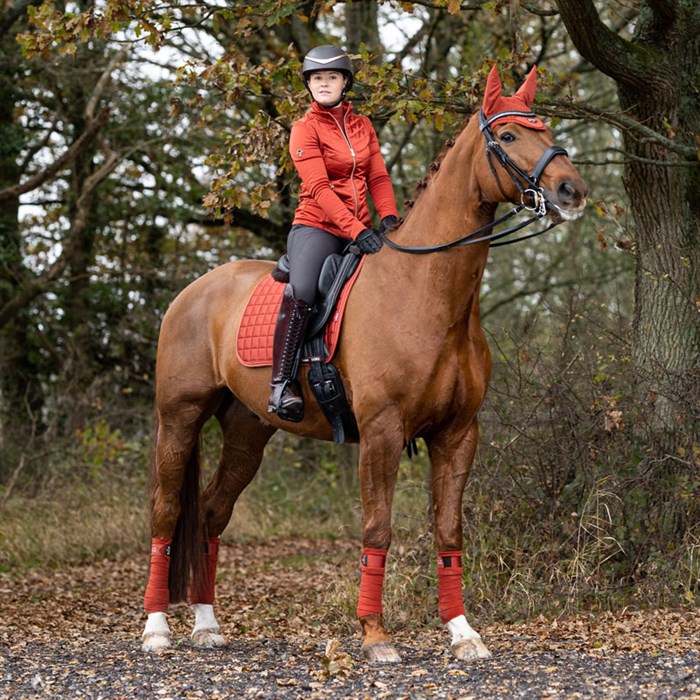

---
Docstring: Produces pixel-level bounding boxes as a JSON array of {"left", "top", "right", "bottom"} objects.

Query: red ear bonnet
[{"left": 481, "top": 65, "right": 546, "bottom": 130}]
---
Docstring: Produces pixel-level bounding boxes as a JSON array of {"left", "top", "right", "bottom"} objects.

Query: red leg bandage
[
  {"left": 188, "top": 537, "right": 220, "bottom": 605},
  {"left": 437, "top": 551, "right": 465, "bottom": 624},
  {"left": 144, "top": 538, "right": 172, "bottom": 614},
  {"left": 357, "top": 548, "right": 387, "bottom": 619}
]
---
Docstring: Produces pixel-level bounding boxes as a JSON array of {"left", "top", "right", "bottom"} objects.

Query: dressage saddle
[{"left": 271, "top": 249, "right": 361, "bottom": 443}]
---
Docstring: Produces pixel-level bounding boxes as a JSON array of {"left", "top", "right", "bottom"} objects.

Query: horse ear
[
  {"left": 482, "top": 64, "right": 503, "bottom": 116},
  {"left": 513, "top": 65, "right": 538, "bottom": 107}
]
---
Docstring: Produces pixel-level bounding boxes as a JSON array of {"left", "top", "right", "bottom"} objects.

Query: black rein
[{"left": 380, "top": 108, "right": 568, "bottom": 254}]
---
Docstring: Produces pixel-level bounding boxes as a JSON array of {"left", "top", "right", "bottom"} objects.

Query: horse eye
[{"left": 500, "top": 132, "right": 516, "bottom": 144}]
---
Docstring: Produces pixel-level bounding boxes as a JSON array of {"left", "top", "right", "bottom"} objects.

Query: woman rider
[{"left": 268, "top": 45, "right": 399, "bottom": 421}]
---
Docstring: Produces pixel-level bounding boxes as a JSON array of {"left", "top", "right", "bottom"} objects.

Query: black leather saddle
[
  {"left": 271, "top": 250, "right": 361, "bottom": 443},
  {"left": 272, "top": 249, "right": 361, "bottom": 339}
]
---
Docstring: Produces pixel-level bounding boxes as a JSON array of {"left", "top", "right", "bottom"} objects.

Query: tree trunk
[
  {"left": 555, "top": 0, "right": 700, "bottom": 441},
  {"left": 0, "top": 26, "right": 44, "bottom": 444},
  {"left": 622, "top": 86, "right": 700, "bottom": 433},
  {"left": 345, "top": 0, "right": 381, "bottom": 54},
  {"left": 620, "top": 9, "right": 700, "bottom": 435}
]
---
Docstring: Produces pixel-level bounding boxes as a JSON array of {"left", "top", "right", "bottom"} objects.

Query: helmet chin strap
[{"left": 316, "top": 96, "right": 345, "bottom": 108}]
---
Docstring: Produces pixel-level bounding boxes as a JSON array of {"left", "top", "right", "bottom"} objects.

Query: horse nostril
[{"left": 557, "top": 181, "right": 576, "bottom": 203}]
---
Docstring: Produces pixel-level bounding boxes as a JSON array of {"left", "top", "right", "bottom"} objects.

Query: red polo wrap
[
  {"left": 144, "top": 537, "right": 172, "bottom": 614},
  {"left": 357, "top": 547, "right": 387, "bottom": 619},
  {"left": 437, "top": 551, "right": 465, "bottom": 624},
  {"left": 189, "top": 537, "right": 220, "bottom": 605}
]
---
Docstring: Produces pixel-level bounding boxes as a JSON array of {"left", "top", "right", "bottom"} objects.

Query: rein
[{"left": 381, "top": 108, "right": 568, "bottom": 254}]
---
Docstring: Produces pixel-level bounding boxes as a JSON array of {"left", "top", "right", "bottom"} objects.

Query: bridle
[{"left": 380, "top": 108, "right": 569, "bottom": 254}]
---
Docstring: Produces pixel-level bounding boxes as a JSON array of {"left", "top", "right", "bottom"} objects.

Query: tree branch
[
  {"left": 0, "top": 146, "right": 122, "bottom": 329},
  {"left": 554, "top": 0, "right": 668, "bottom": 92},
  {"left": 187, "top": 207, "right": 289, "bottom": 249},
  {"left": 0, "top": 108, "right": 110, "bottom": 204},
  {"left": 539, "top": 98, "right": 698, "bottom": 161},
  {"left": 0, "top": 0, "right": 42, "bottom": 38}
]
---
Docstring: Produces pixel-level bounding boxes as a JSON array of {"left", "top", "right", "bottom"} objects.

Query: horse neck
[{"left": 374, "top": 120, "right": 496, "bottom": 322}]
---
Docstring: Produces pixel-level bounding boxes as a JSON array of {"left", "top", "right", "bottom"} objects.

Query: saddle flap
[{"left": 307, "top": 251, "right": 361, "bottom": 338}]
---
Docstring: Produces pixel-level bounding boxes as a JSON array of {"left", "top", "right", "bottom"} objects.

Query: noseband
[{"left": 380, "top": 109, "right": 569, "bottom": 254}]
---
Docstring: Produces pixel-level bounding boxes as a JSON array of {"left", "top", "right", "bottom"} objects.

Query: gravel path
[
  {"left": 3, "top": 636, "right": 700, "bottom": 699},
  {"left": 1, "top": 538, "right": 698, "bottom": 699}
]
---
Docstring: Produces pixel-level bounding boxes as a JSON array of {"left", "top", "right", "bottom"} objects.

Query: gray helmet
[{"left": 302, "top": 45, "right": 354, "bottom": 92}]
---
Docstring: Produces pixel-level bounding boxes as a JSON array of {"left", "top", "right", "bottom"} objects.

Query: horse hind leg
[
  {"left": 142, "top": 393, "right": 221, "bottom": 652},
  {"left": 190, "top": 395, "right": 277, "bottom": 648}
]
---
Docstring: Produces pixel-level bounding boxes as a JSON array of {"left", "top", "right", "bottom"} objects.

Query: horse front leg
[
  {"left": 189, "top": 399, "right": 277, "bottom": 648},
  {"left": 356, "top": 428, "right": 403, "bottom": 663},
  {"left": 428, "top": 419, "right": 492, "bottom": 660}
]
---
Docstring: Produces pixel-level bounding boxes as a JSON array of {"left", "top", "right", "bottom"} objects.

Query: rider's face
[{"left": 307, "top": 71, "right": 347, "bottom": 106}]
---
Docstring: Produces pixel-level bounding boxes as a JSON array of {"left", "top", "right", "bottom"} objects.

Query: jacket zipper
[{"left": 329, "top": 111, "right": 358, "bottom": 218}]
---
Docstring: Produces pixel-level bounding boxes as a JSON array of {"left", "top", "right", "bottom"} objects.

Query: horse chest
[{"left": 403, "top": 340, "right": 489, "bottom": 427}]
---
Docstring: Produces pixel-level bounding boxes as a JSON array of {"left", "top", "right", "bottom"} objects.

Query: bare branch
[
  {"left": 538, "top": 99, "right": 698, "bottom": 161},
  {"left": 554, "top": 0, "right": 676, "bottom": 94},
  {"left": 0, "top": 108, "right": 110, "bottom": 204},
  {"left": 0, "top": 142, "right": 133, "bottom": 329},
  {"left": 86, "top": 49, "right": 129, "bottom": 121}
]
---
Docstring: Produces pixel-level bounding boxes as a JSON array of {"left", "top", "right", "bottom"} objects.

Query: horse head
[{"left": 477, "top": 65, "right": 587, "bottom": 223}]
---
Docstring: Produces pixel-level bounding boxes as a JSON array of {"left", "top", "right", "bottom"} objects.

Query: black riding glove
[
  {"left": 378, "top": 215, "right": 399, "bottom": 236},
  {"left": 355, "top": 228, "right": 383, "bottom": 254}
]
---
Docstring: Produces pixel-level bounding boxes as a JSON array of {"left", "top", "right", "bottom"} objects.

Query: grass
[
  {"left": 1, "top": 417, "right": 697, "bottom": 625},
  {"left": 0, "top": 475, "right": 149, "bottom": 572}
]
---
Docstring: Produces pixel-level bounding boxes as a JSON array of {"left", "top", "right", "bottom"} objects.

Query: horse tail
[
  {"left": 170, "top": 434, "right": 205, "bottom": 604},
  {"left": 148, "top": 411, "right": 205, "bottom": 605}
]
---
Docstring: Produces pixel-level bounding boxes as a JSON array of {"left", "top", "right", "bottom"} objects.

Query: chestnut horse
[{"left": 141, "top": 66, "right": 587, "bottom": 661}]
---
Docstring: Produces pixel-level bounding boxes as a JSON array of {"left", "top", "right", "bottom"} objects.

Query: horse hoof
[
  {"left": 362, "top": 642, "right": 402, "bottom": 663},
  {"left": 191, "top": 628, "right": 227, "bottom": 648},
  {"left": 142, "top": 632, "right": 171, "bottom": 652},
  {"left": 451, "top": 638, "right": 492, "bottom": 660}
]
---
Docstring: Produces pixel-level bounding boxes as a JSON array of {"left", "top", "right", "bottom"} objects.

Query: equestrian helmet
[{"left": 302, "top": 45, "right": 354, "bottom": 92}]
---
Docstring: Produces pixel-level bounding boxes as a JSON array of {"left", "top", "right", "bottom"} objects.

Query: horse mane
[{"left": 401, "top": 114, "right": 473, "bottom": 215}]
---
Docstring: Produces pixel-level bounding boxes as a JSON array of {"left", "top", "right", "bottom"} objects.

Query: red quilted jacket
[{"left": 289, "top": 101, "right": 398, "bottom": 240}]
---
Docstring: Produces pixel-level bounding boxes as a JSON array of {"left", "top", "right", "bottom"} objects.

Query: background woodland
[{"left": 0, "top": 0, "right": 698, "bottom": 622}]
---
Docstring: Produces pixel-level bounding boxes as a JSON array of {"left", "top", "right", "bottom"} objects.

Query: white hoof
[
  {"left": 191, "top": 627, "right": 227, "bottom": 648},
  {"left": 142, "top": 631, "right": 171, "bottom": 651},
  {"left": 191, "top": 604, "right": 226, "bottom": 648},
  {"left": 452, "top": 637, "right": 492, "bottom": 660},
  {"left": 445, "top": 614, "right": 492, "bottom": 660},
  {"left": 142, "top": 612, "right": 171, "bottom": 652}
]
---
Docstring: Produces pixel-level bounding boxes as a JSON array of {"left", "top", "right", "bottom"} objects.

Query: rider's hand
[
  {"left": 355, "top": 228, "right": 383, "bottom": 254},
  {"left": 378, "top": 215, "right": 399, "bottom": 236}
]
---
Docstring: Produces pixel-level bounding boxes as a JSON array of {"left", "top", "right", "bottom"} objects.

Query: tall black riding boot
[{"left": 268, "top": 285, "right": 312, "bottom": 422}]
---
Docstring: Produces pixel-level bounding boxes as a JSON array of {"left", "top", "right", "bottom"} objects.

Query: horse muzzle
[{"left": 544, "top": 179, "right": 588, "bottom": 223}]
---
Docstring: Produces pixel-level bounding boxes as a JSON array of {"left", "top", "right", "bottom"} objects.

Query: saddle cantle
[{"left": 236, "top": 252, "right": 363, "bottom": 442}]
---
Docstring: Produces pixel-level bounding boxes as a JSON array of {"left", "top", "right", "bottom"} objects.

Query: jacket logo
[{"left": 296, "top": 149, "right": 303, "bottom": 157}]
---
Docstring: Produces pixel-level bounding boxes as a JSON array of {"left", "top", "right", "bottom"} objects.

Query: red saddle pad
[{"left": 236, "top": 261, "right": 364, "bottom": 368}]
